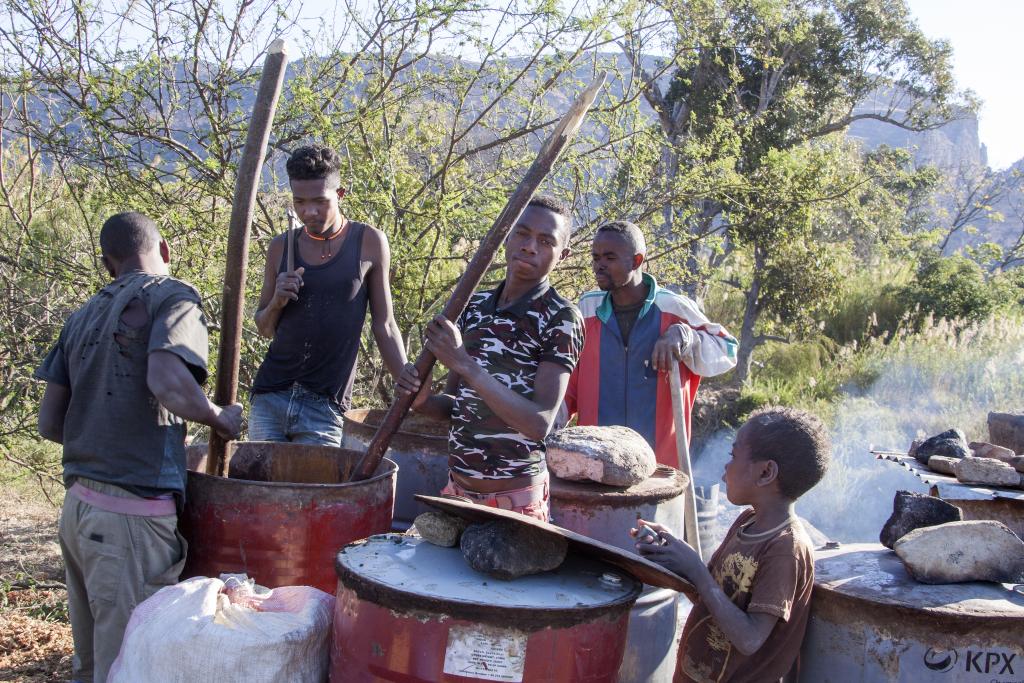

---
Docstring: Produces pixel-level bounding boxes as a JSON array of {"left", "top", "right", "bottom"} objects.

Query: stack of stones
[
  {"left": 412, "top": 511, "right": 568, "bottom": 580},
  {"left": 912, "top": 428, "right": 1024, "bottom": 489},
  {"left": 880, "top": 490, "right": 1024, "bottom": 584}
]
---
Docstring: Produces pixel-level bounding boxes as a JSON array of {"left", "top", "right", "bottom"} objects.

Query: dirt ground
[{"left": 0, "top": 488, "right": 72, "bottom": 683}]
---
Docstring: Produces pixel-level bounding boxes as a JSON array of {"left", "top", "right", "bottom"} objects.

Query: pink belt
[
  {"left": 68, "top": 482, "right": 176, "bottom": 517},
  {"left": 444, "top": 475, "right": 549, "bottom": 509}
]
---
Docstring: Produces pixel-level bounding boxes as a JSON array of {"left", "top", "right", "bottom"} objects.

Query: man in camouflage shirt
[{"left": 398, "top": 196, "right": 583, "bottom": 520}]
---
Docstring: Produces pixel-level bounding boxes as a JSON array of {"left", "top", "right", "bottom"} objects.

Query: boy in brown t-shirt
[{"left": 634, "top": 407, "right": 831, "bottom": 683}]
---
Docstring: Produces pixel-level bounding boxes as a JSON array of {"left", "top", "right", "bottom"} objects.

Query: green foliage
[
  {"left": 900, "top": 255, "right": 1001, "bottom": 326},
  {"left": 821, "top": 262, "right": 913, "bottom": 345},
  {"left": 0, "top": 0, "right": 1016, "bottom": 504}
]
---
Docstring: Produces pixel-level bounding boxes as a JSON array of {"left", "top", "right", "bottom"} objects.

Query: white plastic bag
[{"left": 108, "top": 575, "right": 334, "bottom": 683}]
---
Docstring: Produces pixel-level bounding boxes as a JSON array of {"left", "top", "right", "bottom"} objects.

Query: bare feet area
[{"left": 0, "top": 486, "right": 72, "bottom": 683}]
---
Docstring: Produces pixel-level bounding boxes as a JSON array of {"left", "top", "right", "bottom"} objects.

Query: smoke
[{"left": 692, "top": 317, "right": 1024, "bottom": 544}]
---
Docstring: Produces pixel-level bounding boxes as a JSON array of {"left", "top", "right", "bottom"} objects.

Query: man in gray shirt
[{"left": 35, "top": 212, "right": 243, "bottom": 683}]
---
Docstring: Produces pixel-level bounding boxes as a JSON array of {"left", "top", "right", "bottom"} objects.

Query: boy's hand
[
  {"left": 631, "top": 519, "right": 704, "bottom": 579},
  {"left": 424, "top": 315, "right": 471, "bottom": 372},
  {"left": 395, "top": 362, "right": 430, "bottom": 409}
]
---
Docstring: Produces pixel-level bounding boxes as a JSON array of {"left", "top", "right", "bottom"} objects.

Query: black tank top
[{"left": 252, "top": 222, "right": 369, "bottom": 408}]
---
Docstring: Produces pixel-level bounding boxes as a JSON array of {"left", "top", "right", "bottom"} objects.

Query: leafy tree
[
  {"left": 901, "top": 255, "right": 999, "bottom": 325},
  {"left": 618, "top": 0, "right": 971, "bottom": 381}
]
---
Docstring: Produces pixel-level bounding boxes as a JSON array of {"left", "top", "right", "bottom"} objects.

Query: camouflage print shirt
[{"left": 449, "top": 279, "right": 584, "bottom": 480}]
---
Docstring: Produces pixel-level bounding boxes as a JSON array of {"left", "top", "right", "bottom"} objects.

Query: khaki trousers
[{"left": 58, "top": 478, "right": 186, "bottom": 683}]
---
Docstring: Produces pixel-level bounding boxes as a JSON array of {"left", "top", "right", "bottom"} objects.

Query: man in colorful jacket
[{"left": 563, "top": 220, "right": 737, "bottom": 467}]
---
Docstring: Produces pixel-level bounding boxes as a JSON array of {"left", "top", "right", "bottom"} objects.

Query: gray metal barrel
[
  {"left": 550, "top": 465, "right": 689, "bottom": 683},
  {"left": 799, "top": 543, "right": 1024, "bottom": 681},
  {"left": 695, "top": 484, "right": 720, "bottom": 557},
  {"left": 342, "top": 408, "right": 449, "bottom": 531}
]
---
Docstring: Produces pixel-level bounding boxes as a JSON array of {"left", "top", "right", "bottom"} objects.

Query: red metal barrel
[
  {"left": 181, "top": 442, "right": 396, "bottom": 594},
  {"left": 342, "top": 408, "right": 450, "bottom": 531},
  {"left": 331, "top": 534, "right": 640, "bottom": 682},
  {"left": 550, "top": 465, "right": 688, "bottom": 683}
]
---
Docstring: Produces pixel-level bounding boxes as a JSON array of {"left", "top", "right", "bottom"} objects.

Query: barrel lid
[
  {"left": 814, "top": 543, "right": 1024, "bottom": 619},
  {"left": 550, "top": 465, "right": 688, "bottom": 505},
  {"left": 336, "top": 534, "right": 641, "bottom": 629}
]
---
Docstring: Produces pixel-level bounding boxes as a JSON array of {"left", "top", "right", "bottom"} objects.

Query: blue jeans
[{"left": 248, "top": 384, "right": 345, "bottom": 446}]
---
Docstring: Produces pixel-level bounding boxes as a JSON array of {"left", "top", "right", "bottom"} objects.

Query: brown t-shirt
[{"left": 676, "top": 509, "right": 815, "bottom": 683}]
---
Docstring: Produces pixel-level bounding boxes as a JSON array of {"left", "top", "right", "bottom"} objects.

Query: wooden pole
[
  {"left": 349, "top": 72, "right": 608, "bottom": 482},
  {"left": 206, "top": 39, "right": 290, "bottom": 477},
  {"left": 669, "top": 364, "right": 703, "bottom": 560}
]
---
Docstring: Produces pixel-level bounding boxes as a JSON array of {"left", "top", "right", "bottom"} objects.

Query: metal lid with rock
[{"left": 335, "top": 534, "right": 641, "bottom": 630}]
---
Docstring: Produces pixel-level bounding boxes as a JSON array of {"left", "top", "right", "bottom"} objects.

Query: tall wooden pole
[
  {"left": 206, "top": 39, "right": 290, "bottom": 477},
  {"left": 669, "top": 365, "right": 702, "bottom": 560},
  {"left": 349, "top": 72, "right": 607, "bottom": 482}
]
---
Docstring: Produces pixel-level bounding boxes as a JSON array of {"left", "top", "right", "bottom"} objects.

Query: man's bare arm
[
  {"left": 365, "top": 228, "right": 408, "bottom": 379},
  {"left": 38, "top": 382, "right": 71, "bottom": 444},
  {"left": 146, "top": 351, "right": 243, "bottom": 439},
  {"left": 457, "top": 359, "right": 569, "bottom": 441},
  {"left": 420, "top": 315, "right": 569, "bottom": 440}
]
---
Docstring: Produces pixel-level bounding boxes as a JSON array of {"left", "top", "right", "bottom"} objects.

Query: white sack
[{"left": 108, "top": 576, "right": 334, "bottom": 683}]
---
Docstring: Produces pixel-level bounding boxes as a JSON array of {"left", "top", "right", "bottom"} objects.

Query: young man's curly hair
[
  {"left": 524, "top": 194, "right": 573, "bottom": 243},
  {"left": 745, "top": 406, "right": 831, "bottom": 500},
  {"left": 286, "top": 145, "right": 344, "bottom": 188}
]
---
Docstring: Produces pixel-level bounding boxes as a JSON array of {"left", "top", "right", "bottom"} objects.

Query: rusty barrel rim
[
  {"left": 550, "top": 465, "right": 688, "bottom": 507},
  {"left": 186, "top": 456, "right": 397, "bottom": 491},
  {"left": 335, "top": 534, "right": 641, "bottom": 631},
  {"left": 186, "top": 441, "right": 398, "bottom": 491},
  {"left": 343, "top": 408, "right": 449, "bottom": 453}
]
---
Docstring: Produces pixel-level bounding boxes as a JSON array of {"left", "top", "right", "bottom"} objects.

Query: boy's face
[
  {"left": 722, "top": 424, "right": 774, "bottom": 505},
  {"left": 290, "top": 177, "right": 345, "bottom": 235},
  {"left": 505, "top": 205, "right": 571, "bottom": 282}
]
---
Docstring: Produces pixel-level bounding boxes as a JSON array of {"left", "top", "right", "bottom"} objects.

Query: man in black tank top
[{"left": 251, "top": 145, "right": 408, "bottom": 445}]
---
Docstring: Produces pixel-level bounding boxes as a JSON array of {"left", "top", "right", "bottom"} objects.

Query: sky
[{"left": 906, "top": 0, "right": 1024, "bottom": 170}]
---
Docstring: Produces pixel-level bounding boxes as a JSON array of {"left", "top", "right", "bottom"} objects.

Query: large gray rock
[
  {"left": 1007, "top": 456, "right": 1024, "bottom": 474},
  {"left": 970, "top": 441, "right": 1016, "bottom": 461},
  {"left": 989, "top": 411, "right": 1024, "bottom": 455},
  {"left": 546, "top": 426, "right": 657, "bottom": 487},
  {"left": 926, "top": 456, "right": 958, "bottom": 475},
  {"left": 460, "top": 520, "right": 568, "bottom": 580},
  {"left": 413, "top": 511, "right": 468, "bottom": 548},
  {"left": 954, "top": 456, "right": 1021, "bottom": 487},
  {"left": 912, "top": 428, "right": 970, "bottom": 465},
  {"left": 879, "top": 491, "right": 962, "bottom": 549},
  {"left": 894, "top": 520, "right": 1024, "bottom": 584}
]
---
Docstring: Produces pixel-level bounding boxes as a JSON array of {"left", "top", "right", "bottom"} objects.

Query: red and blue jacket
[{"left": 564, "top": 273, "right": 737, "bottom": 467}]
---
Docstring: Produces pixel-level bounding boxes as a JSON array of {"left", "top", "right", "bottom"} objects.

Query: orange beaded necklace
[{"left": 302, "top": 219, "right": 347, "bottom": 260}]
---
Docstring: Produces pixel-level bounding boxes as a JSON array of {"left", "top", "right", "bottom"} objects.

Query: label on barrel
[
  {"left": 912, "top": 644, "right": 1023, "bottom": 682},
  {"left": 442, "top": 625, "right": 527, "bottom": 682}
]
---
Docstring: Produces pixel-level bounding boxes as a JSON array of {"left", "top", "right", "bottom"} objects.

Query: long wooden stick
[
  {"left": 349, "top": 72, "right": 608, "bottom": 482},
  {"left": 206, "top": 39, "right": 290, "bottom": 477},
  {"left": 669, "top": 365, "right": 702, "bottom": 560}
]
